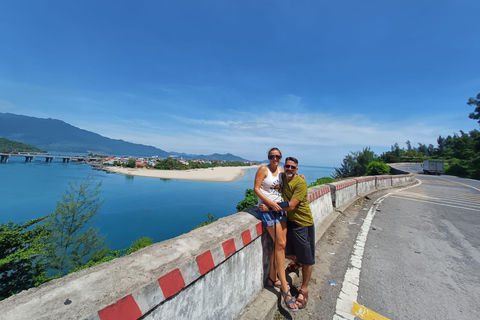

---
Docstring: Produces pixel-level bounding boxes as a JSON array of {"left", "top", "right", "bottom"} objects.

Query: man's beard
[{"left": 285, "top": 171, "right": 295, "bottom": 178}]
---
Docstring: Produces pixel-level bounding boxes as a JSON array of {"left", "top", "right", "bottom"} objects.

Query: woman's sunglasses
[
  {"left": 268, "top": 155, "right": 282, "bottom": 160},
  {"left": 284, "top": 165, "right": 297, "bottom": 170}
]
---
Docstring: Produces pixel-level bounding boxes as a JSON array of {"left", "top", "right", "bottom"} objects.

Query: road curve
[{"left": 285, "top": 165, "right": 480, "bottom": 320}]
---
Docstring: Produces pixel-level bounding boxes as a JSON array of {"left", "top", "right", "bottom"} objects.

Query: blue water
[{"left": 0, "top": 156, "right": 334, "bottom": 250}]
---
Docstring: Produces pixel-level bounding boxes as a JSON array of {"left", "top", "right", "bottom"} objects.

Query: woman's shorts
[{"left": 259, "top": 209, "right": 288, "bottom": 227}]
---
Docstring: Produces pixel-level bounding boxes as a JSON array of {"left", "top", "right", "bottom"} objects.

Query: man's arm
[{"left": 284, "top": 197, "right": 300, "bottom": 211}]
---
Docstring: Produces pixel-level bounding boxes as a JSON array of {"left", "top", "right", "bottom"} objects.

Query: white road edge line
[{"left": 333, "top": 180, "right": 422, "bottom": 320}]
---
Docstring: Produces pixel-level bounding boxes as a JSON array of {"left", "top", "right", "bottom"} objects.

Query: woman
[{"left": 254, "top": 147, "right": 298, "bottom": 311}]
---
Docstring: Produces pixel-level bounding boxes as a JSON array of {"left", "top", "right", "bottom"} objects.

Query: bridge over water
[{"left": 0, "top": 152, "right": 101, "bottom": 163}]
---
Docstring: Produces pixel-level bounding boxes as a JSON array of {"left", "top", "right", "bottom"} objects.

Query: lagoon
[{"left": 0, "top": 157, "right": 334, "bottom": 250}]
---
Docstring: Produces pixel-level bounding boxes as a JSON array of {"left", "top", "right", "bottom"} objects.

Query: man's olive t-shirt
[{"left": 281, "top": 173, "right": 314, "bottom": 227}]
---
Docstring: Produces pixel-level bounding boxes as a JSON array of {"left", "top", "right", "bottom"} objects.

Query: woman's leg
[
  {"left": 273, "top": 222, "right": 289, "bottom": 293},
  {"left": 265, "top": 225, "right": 279, "bottom": 284},
  {"left": 275, "top": 222, "right": 297, "bottom": 310}
]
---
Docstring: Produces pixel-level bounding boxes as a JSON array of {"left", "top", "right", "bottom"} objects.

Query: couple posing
[{"left": 254, "top": 147, "right": 315, "bottom": 311}]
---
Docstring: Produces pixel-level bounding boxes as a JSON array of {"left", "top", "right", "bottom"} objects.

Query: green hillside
[{"left": 0, "top": 137, "right": 43, "bottom": 153}]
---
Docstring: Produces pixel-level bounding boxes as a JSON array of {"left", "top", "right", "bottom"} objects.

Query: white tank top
[{"left": 258, "top": 166, "right": 283, "bottom": 205}]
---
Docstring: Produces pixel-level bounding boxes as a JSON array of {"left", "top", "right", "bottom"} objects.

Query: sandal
[
  {"left": 296, "top": 289, "right": 308, "bottom": 309},
  {"left": 286, "top": 261, "right": 302, "bottom": 273},
  {"left": 281, "top": 288, "right": 298, "bottom": 311},
  {"left": 265, "top": 277, "right": 281, "bottom": 288}
]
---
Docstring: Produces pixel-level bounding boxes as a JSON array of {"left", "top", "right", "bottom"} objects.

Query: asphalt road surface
[{"left": 280, "top": 165, "right": 480, "bottom": 320}]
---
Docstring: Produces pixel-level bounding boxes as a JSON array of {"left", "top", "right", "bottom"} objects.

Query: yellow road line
[{"left": 352, "top": 302, "right": 391, "bottom": 320}]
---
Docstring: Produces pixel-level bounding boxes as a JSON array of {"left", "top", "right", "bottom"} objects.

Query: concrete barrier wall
[
  {"left": 376, "top": 175, "right": 392, "bottom": 189},
  {"left": 0, "top": 173, "right": 416, "bottom": 320},
  {"left": 308, "top": 185, "right": 333, "bottom": 226},
  {"left": 355, "top": 176, "right": 376, "bottom": 196},
  {"left": 2, "top": 212, "right": 267, "bottom": 320},
  {"left": 328, "top": 179, "right": 357, "bottom": 208},
  {"left": 392, "top": 174, "right": 415, "bottom": 186}
]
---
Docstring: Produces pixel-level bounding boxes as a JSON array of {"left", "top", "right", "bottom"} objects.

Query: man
[{"left": 260, "top": 156, "right": 314, "bottom": 309}]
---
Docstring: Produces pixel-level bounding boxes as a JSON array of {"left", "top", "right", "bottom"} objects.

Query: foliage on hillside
[
  {"left": 0, "top": 217, "right": 53, "bottom": 300},
  {"left": 46, "top": 176, "right": 107, "bottom": 276},
  {"left": 0, "top": 137, "right": 43, "bottom": 153},
  {"left": 193, "top": 214, "right": 217, "bottom": 229},
  {"left": 236, "top": 189, "right": 258, "bottom": 212},
  {"left": 334, "top": 147, "right": 377, "bottom": 179},
  {"left": 308, "top": 177, "right": 335, "bottom": 187},
  {"left": 69, "top": 236, "right": 154, "bottom": 273}
]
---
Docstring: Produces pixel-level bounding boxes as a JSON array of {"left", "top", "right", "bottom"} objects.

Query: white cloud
[{"left": 77, "top": 110, "right": 471, "bottom": 166}]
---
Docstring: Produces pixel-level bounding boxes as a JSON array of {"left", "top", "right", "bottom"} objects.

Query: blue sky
[{"left": 1, "top": 0, "right": 479, "bottom": 166}]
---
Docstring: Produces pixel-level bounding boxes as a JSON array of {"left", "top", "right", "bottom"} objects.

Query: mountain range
[{"left": 0, "top": 113, "right": 248, "bottom": 161}]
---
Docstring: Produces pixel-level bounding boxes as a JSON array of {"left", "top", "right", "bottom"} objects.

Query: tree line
[
  {"left": 335, "top": 92, "right": 480, "bottom": 180},
  {"left": 114, "top": 158, "right": 254, "bottom": 170}
]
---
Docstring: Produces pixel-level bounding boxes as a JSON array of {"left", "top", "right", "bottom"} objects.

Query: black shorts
[{"left": 285, "top": 220, "right": 315, "bottom": 265}]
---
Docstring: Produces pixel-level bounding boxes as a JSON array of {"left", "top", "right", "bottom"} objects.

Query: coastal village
[{"left": 100, "top": 155, "right": 258, "bottom": 169}]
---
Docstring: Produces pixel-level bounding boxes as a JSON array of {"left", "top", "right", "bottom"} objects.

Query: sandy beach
[{"left": 103, "top": 165, "right": 260, "bottom": 182}]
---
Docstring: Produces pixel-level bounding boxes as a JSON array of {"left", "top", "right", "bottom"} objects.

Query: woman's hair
[
  {"left": 268, "top": 147, "right": 282, "bottom": 157},
  {"left": 285, "top": 156, "right": 298, "bottom": 164}
]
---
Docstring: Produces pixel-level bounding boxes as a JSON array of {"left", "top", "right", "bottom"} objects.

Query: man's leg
[
  {"left": 296, "top": 264, "right": 312, "bottom": 308},
  {"left": 293, "top": 224, "right": 315, "bottom": 308}
]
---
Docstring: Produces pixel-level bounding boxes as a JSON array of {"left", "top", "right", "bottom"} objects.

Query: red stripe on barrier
[
  {"left": 222, "top": 239, "right": 236, "bottom": 259},
  {"left": 196, "top": 251, "right": 215, "bottom": 276},
  {"left": 309, "top": 194, "right": 313, "bottom": 202},
  {"left": 241, "top": 229, "right": 252, "bottom": 246},
  {"left": 256, "top": 222, "right": 263, "bottom": 236},
  {"left": 158, "top": 269, "right": 186, "bottom": 299},
  {"left": 98, "top": 295, "right": 142, "bottom": 320}
]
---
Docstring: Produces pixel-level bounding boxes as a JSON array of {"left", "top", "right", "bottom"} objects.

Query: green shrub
[
  {"left": 444, "top": 159, "right": 470, "bottom": 177},
  {"left": 193, "top": 214, "right": 217, "bottom": 229},
  {"left": 126, "top": 237, "right": 154, "bottom": 255},
  {"left": 366, "top": 161, "right": 390, "bottom": 175},
  {"left": 308, "top": 177, "right": 335, "bottom": 187},
  {"left": 68, "top": 237, "right": 154, "bottom": 273},
  {"left": 236, "top": 189, "right": 258, "bottom": 212}
]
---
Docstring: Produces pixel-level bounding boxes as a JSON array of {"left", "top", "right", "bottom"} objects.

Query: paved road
[{"left": 280, "top": 166, "right": 480, "bottom": 320}]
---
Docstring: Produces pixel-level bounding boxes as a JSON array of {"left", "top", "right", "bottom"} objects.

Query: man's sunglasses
[
  {"left": 268, "top": 155, "right": 282, "bottom": 160},
  {"left": 284, "top": 165, "right": 297, "bottom": 170}
]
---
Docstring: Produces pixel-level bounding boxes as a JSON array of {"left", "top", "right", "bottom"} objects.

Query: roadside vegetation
[
  {"left": 0, "top": 177, "right": 154, "bottom": 300},
  {"left": 192, "top": 213, "right": 217, "bottom": 229}
]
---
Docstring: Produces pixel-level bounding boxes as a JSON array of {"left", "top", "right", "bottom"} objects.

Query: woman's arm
[
  {"left": 258, "top": 197, "right": 300, "bottom": 212},
  {"left": 254, "top": 166, "right": 282, "bottom": 211}
]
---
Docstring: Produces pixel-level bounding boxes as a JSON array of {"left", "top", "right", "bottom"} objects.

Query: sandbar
[{"left": 102, "top": 165, "right": 260, "bottom": 182}]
